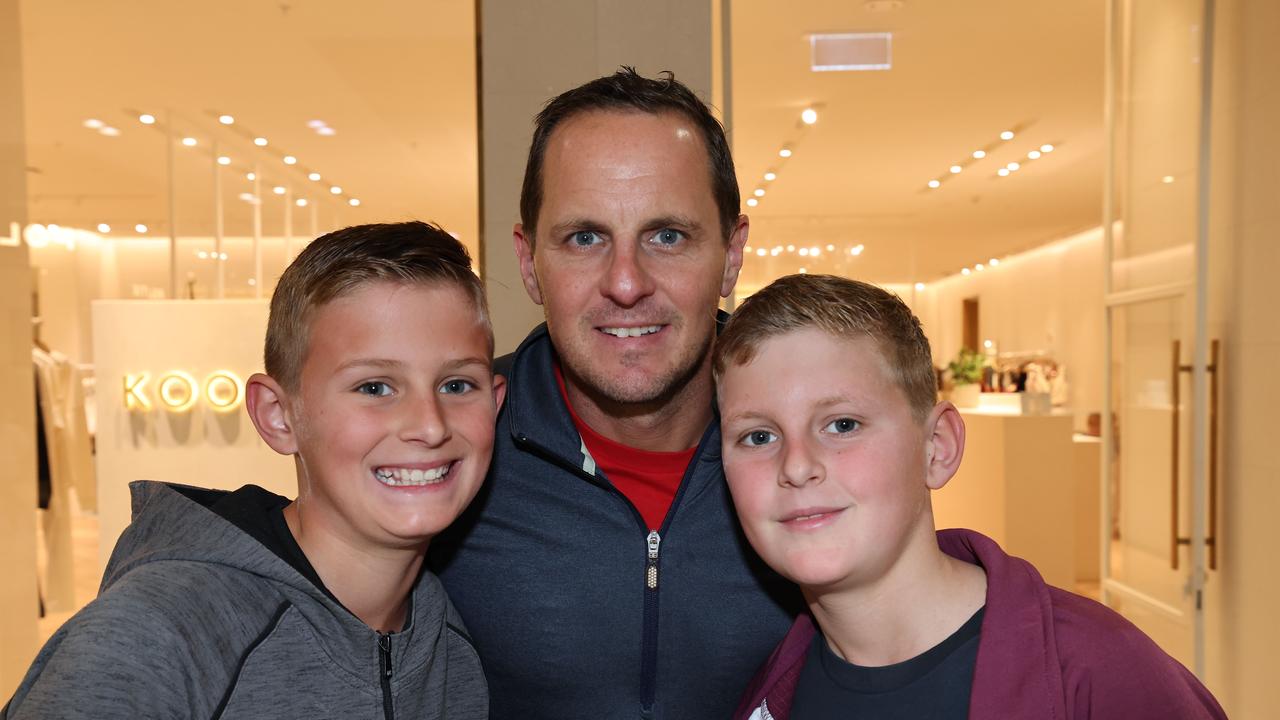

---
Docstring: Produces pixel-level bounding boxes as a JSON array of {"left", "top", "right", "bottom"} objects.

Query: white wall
[
  {"left": 913, "top": 226, "right": 1105, "bottom": 432},
  {"left": 91, "top": 300, "right": 295, "bottom": 572}
]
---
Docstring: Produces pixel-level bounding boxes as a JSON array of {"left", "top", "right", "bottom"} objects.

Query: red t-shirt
[{"left": 555, "top": 364, "right": 696, "bottom": 531}]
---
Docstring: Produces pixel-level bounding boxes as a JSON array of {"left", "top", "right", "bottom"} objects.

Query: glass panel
[
  {"left": 1110, "top": 0, "right": 1204, "bottom": 292},
  {"left": 1107, "top": 294, "right": 1193, "bottom": 665}
]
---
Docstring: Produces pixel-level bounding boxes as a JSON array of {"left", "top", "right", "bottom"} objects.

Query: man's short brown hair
[
  {"left": 519, "top": 67, "right": 739, "bottom": 244},
  {"left": 264, "top": 220, "right": 490, "bottom": 392},
  {"left": 713, "top": 274, "right": 938, "bottom": 422}
]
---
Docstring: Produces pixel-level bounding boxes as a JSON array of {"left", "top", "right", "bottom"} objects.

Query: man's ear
[
  {"left": 245, "top": 373, "right": 298, "bottom": 456},
  {"left": 513, "top": 223, "right": 543, "bottom": 305},
  {"left": 720, "top": 214, "right": 750, "bottom": 298},
  {"left": 923, "top": 401, "right": 965, "bottom": 491}
]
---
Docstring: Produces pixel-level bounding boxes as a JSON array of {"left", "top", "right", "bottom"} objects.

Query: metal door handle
[{"left": 1169, "top": 339, "right": 1220, "bottom": 571}]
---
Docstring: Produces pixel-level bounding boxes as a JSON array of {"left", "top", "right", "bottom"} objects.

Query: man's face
[
  {"left": 514, "top": 110, "right": 747, "bottom": 406},
  {"left": 719, "top": 329, "right": 934, "bottom": 592},
  {"left": 289, "top": 281, "right": 505, "bottom": 551}
]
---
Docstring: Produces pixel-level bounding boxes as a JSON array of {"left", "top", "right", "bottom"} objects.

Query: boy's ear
[
  {"left": 492, "top": 373, "right": 508, "bottom": 412},
  {"left": 923, "top": 401, "right": 965, "bottom": 491},
  {"left": 245, "top": 373, "right": 298, "bottom": 456}
]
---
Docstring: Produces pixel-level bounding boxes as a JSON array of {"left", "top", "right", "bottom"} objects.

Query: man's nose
[{"left": 599, "top": 240, "right": 656, "bottom": 308}]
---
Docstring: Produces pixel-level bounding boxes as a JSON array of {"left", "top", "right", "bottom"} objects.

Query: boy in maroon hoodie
[{"left": 713, "top": 274, "right": 1225, "bottom": 720}]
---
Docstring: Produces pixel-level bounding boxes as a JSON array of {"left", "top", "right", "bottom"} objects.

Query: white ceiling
[{"left": 17, "top": 0, "right": 1106, "bottom": 288}]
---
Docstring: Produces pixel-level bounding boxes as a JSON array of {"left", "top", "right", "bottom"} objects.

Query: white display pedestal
[
  {"left": 932, "top": 408, "right": 1077, "bottom": 589},
  {"left": 91, "top": 300, "right": 295, "bottom": 573}
]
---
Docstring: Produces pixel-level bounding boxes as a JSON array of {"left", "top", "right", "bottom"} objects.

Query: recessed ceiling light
[
  {"left": 927, "top": 179, "right": 941, "bottom": 189},
  {"left": 83, "top": 118, "right": 104, "bottom": 129},
  {"left": 961, "top": 267, "right": 971, "bottom": 276},
  {"left": 972, "top": 150, "right": 986, "bottom": 159},
  {"left": 746, "top": 198, "right": 759, "bottom": 207},
  {"left": 1162, "top": 175, "right": 1175, "bottom": 184},
  {"left": 764, "top": 171, "right": 777, "bottom": 181},
  {"left": 976, "top": 263, "right": 985, "bottom": 271},
  {"left": 198, "top": 251, "right": 209, "bottom": 259},
  {"left": 238, "top": 192, "right": 256, "bottom": 202},
  {"left": 330, "top": 186, "right": 342, "bottom": 195},
  {"left": 756, "top": 248, "right": 766, "bottom": 257},
  {"left": 989, "top": 258, "right": 1000, "bottom": 266},
  {"left": 97, "top": 223, "right": 110, "bottom": 233},
  {"left": 99, "top": 126, "right": 120, "bottom": 137},
  {"left": 826, "top": 244, "right": 835, "bottom": 252},
  {"left": 283, "top": 155, "right": 297, "bottom": 165},
  {"left": 135, "top": 223, "right": 148, "bottom": 233},
  {"left": 1027, "top": 150, "right": 1042, "bottom": 160},
  {"left": 217, "top": 156, "right": 231, "bottom": 165},
  {"left": 138, "top": 114, "right": 156, "bottom": 125},
  {"left": 1007, "top": 162, "right": 1021, "bottom": 171},
  {"left": 218, "top": 114, "right": 235, "bottom": 125},
  {"left": 316, "top": 127, "right": 336, "bottom": 136},
  {"left": 254, "top": 137, "right": 268, "bottom": 147},
  {"left": 348, "top": 198, "right": 361, "bottom": 207},
  {"left": 997, "top": 168, "right": 1010, "bottom": 176},
  {"left": 272, "top": 186, "right": 286, "bottom": 195},
  {"left": 307, "top": 120, "right": 326, "bottom": 129},
  {"left": 219, "top": 252, "right": 228, "bottom": 260},
  {"left": 296, "top": 198, "right": 308, "bottom": 207},
  {"left": 914, "top": 282, "right": 925, "bottom": 291},
  {"left": 853, "top": 244, "right": 865, "bottom": 255},
  {"left": 753, "top": 188, "right": 765, "bottom": 197},
  {"left": 182, "top": 137, "right": 197, "bottom": 147},
  {"left": 787, "top": 245, "right": 796, "bottom": 252},
  {"left": 809, "top": 246, "right": 821, "bottom": 255},
  {"left": 1040, "top": 144, "right": 1054, "bottom": 153},
  {"left": 1000, "top": 130, "right": 1015, "bottom": 140},
  {"left": 246, "top": 172, "right": 256, "bottom": 181},
  {"left": 801, "top": 108, "right": 818, "bottom": 125},
  {"left": 308, "top": 172, "right": 321, "bottom": 181},
  {"left": 779, "top": 146, "right": 793, "bottom": 158},
  {"left": 799, "top": 248, "right": 809, "bottom": 256},
  {"left": 248, "top": 278, "right": 256, "bottom": 286},
  {"left": 950, "top": 165, "right": 962, "bottom": 174}
]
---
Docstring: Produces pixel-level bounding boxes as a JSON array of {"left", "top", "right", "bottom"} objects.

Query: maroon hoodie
[{"left": 734, "top": 529, "right": 1226, "bottom": 719}]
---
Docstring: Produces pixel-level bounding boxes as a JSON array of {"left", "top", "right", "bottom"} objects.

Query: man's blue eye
[
  {"left": 653, "top": 229, "right": 683, "bottom": 246},
  {"left": 572, "top": 231, "right": 601, "bottom": 247},
  {"left": 356, "top": 381, "right": 392, "bottom": 397},
  {"left": 440, "top": 379, "right": 476, "bottom": 395},
  {"left": 741, "top": 430, "right": 777, "bottom": 447},
  {"left": 824, "top": 418, "right": 859, "bottom": 434}
]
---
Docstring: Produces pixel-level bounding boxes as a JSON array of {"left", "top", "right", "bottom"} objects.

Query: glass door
[{"left": 1102, "top": 0, "right": 1217, "bottom": 676}]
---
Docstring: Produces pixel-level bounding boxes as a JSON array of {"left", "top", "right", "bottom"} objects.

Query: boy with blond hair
[
  {"left": 714, "top": 273, "right": 1224, "bottom": 719},
  {"left": 4, "top": 221, "right": 501, "bottom": 719}
]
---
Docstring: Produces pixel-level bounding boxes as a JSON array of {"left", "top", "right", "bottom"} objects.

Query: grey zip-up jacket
[{"left": 3, "top": 481, "right": 487, "bottom": 720}]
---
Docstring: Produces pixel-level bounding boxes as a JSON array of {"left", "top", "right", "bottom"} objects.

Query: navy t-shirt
[{"left": 792, "top": 606, "right": 985, "bottom": 719}]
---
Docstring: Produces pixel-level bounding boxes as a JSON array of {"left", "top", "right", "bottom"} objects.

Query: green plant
[{"left": 947, "top": 347, "right": 985, "bottom": 386}]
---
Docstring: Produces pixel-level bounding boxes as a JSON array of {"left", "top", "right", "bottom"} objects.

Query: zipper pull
[
  {"left": 646, "top": 531, "right": 661, "bottom": 590},
  {"left": 378, "top": 632, "right": 393, "bottom": 678}
]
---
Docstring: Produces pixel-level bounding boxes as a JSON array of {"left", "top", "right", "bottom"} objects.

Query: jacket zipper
[
  {"left": 377, "top": 632, "right": 394, "bottom": 720},
  {"left": 515, "top": 429, "right": 714, "bottom": 717}
]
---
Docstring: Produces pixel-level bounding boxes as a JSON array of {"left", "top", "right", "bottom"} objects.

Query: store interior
[{"left": 1, "top": 0, "right": 1277, "bottom": 715}]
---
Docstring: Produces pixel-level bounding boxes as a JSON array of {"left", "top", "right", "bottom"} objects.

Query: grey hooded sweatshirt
[{"left": 3, "top": 481, "right": 487, "bottom": 719}]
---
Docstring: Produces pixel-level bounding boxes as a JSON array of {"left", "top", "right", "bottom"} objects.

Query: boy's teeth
[
  {"left": 601, "top": 325, "right": 661, "bottom": 338},
  {"left": 374, "top": 464, "right": 453, "bottom": 487}
]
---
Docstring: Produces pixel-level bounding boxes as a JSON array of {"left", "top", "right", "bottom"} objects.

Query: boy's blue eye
[
  {"left": 651, "top": 228, "right": 684, "bottom": 246},
  {"left": 356, "top": 381, "right": 392, "bottom": 397},
  {"left": 824, "top": 418, "right": 859, "bottom": 434},
  {"left": 740, "top": 430, "right": 777, "bottom": 447},
  {"left": 440, "top": 379, "right": 476, "bottom": 395},
  {"left": 571, "top": 231, "right": 603, "bottom": 247}
]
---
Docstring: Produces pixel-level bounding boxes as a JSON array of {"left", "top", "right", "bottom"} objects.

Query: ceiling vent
[{"left": 809, "top": 32, "right": 893, "bottom": 72}]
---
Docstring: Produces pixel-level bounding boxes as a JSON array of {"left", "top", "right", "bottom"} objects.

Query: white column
[{"left": 0, "top": 0, "right": 41, "bottom": 699}]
